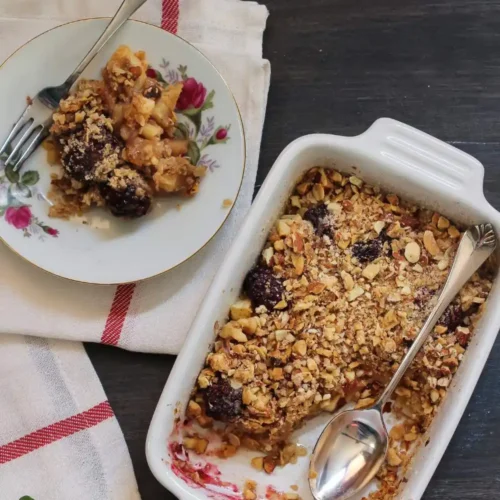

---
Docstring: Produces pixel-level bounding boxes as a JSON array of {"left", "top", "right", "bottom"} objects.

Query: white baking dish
[{"left": 146, "top": 118, "right": 500, "bottom": 500}]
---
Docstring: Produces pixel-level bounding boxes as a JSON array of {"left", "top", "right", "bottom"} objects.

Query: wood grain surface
[{"left": 86, "top": 0, "right": 500, "bottom": 498}]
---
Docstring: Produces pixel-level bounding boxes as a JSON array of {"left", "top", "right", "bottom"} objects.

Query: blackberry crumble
[{"left": 184, "top": 167, "right": 494, "bottom": 500}]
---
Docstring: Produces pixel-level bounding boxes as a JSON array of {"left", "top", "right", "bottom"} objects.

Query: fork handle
[{"left": 64, "top": 0, "right": 148, "bottom": 90}]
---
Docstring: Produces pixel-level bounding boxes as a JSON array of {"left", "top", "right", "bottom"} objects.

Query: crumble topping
[
  {"left": 46, "top": 45, "right": 206, "bottom": 219},
  {"left": 185, "top": 167, "right": 494, "bottom": 499}
]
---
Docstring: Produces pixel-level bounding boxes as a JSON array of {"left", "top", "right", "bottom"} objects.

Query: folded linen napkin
[
  {"left": 0, "top": 0, "right": 270, "bottom": 497},
  {"left": 0, "top": 0, "right": 270, "bottom": 354},
  {"left": 0, "top": 334, "right": 140, "bottom": 500}
]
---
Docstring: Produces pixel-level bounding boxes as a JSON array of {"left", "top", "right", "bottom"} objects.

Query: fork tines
[{"left": 0, "top": 101, "right": 50, "bottom": 172}]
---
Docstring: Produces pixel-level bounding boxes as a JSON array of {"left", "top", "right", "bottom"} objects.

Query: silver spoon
[{"left": 309, "top": 223, "right": 497, "bottom": 500}]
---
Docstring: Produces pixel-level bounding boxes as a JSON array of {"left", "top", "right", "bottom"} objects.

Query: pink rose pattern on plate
[
  {"left": 149, "top": 60, "right": 231, "bottom": 171},
  {"left": 0, "top": 163, "right": 59, "bottom": 240}
]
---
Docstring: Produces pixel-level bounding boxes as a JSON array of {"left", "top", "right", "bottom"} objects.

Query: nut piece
[
  {"left": 341, "top": 271, "right": 354, "bottom": 291},
  {"left": 250, "top": 456, "right": 264, "bottom": 471},
  {"left": 312, "top": 183, "right": 325, "bottom": 201},
  {"left": 348, "top": 286, "right": 364, "bottom": 302},
  {"left": 187, "top": 400, "right": 202, "bottom": 417},
  {"left": 349, "top": 175, "right": 363, "bottom": 188},
  {"left": 448, "top": 225, "right": 461, "bottom": 238},
  {"left": 434, "top": 325, "right": 448, "bottom": 334},
  {"left": 274, "top": 239, "right": 285, "bottom": 251},
  {"left": 423, "top": 230, "right": 440, "bottom": 256},
  {"left": 263, "top": 456, "right": 276, "bottom": 474},
  {"left": 373, "top": 220, "right": 386, "bottom": 234},
  {"left": 220, "top": 322, "right": 244, "bottom": 339},
  {"left": 355, "top": 397, "right": 375, "bottom": 409},
  {"left": 404, "top": 241, "right": 421, "bottom": 263},
  {"left": 292, "top": 254, "right": 305, "bottom": 275},
  {"left": 384, "top": 338, "right": 397, "bottom": 353},
  {"left": 183, "top": 436, "right": 208, "bottom": 454},
  {"left": 293, "top": 339, "right": 307, "bottom": 356},
  {"left": 209, "top": 352, "right": 230, "bottom": 372},
  {"left": 277, "top": 220, "right": 291, "bottom": 237},
  {"left": 390, "top": 424, "right": 405, "bottom": 440},
  {"left": 262, "top": 247, "right": 274, "bottom": 265},
  {"left": 437, "top": 216, "right": 450, "bottom": 229},
  {"left": 438, "top": 258, "right": 449, "bottom": 270},
  {"left": 292, "top": 232, "right": 305, "bottom": 253},
  {"left": 274, "top": 300, "right": 288, "bottom": 310},
  {"left": 362, "top": 263, "right": 380, "bottom": 280},
  {"left": 244, "top": 489, "right": 256, "bottom": 500},
  {"left": 231, "top": 329, "right": 248, "bottom": 342},
  {"left": 230, "top": 299, "right": 253, "bottom": 320},
  {"left": 238, "top": 317, "right": 259, "bottom": 334},
  {"left": 387, "top": 448, "right": 402, "bottom": 466},
  {"left": 328, "top": 202, "right": 342, "bottom": 215}
]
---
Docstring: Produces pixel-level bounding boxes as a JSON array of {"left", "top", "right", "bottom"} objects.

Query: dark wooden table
[{"left": 86, "top": 0, "right": 500, "bottom": 497}]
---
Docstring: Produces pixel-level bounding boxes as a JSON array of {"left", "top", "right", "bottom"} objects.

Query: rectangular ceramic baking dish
[{"left": 146, "top": 118, "right": 500, "bottom": 500}]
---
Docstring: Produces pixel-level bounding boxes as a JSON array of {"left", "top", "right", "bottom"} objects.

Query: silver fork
[{"left": 0, "top": 0, "right": 147, "bottom": 172}]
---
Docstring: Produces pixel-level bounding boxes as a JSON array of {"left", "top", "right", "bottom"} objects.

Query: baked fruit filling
[
  {"left": 45, "top": 45, "right": 206, "bottom": 219},
  {"left": 185, "top": 167, "right": 494, "bottom": 499}
]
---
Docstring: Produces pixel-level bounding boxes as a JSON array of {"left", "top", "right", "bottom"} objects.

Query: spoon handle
[{"left": 374, "top": 223, "right": 496, "bottom": 409}]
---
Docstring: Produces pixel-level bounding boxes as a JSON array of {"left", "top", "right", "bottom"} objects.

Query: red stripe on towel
[
  {"left": 101, "top": 283, "right": 136, "bottom": 346},
  {"left": 162, "top": 0, "right": 180, "bottom": 33},
  {"left": 0, "top": 401, "right": 114, "bottom": 465}
]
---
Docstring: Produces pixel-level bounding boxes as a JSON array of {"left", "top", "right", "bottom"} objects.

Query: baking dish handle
[{"left": 354, "top": 118, "right": 487, "bottom": 204}]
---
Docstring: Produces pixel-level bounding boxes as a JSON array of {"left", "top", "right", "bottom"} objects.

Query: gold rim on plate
[{"left": 0, "top": 17, "right": 246, "bottom": 286}]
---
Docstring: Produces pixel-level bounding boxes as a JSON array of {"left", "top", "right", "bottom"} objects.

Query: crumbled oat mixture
[
  {"left": 46, "top": 45, "right": 206, "bottom": 219},
  {"left": 186, "top": 167, "right": 494, "bottom": 499}
]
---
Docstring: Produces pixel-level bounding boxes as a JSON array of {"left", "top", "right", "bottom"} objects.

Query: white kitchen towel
[
  {"left": 0, "top": 0, "right": 270, "bottom": 354},
  {"left": 0, "top": 334, "right": 140, "bottom": 500}
]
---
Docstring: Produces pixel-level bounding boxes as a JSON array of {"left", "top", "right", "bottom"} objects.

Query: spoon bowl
[{"left": 310, "top": 408, "right": 388, "bottom": 500}]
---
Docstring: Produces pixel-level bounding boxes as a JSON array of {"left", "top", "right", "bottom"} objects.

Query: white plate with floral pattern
[{"left": 0, "top": 19, "right": 245, "bottom": 284}]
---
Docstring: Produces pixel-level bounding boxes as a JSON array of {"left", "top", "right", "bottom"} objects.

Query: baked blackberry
[
  {"left": 351, "top": 238, "right": 383, "bottom": 263},
  {"left": 100, "top": 167, "right": 152, "bottom": 218},
  {"left": 204, "top": 378, "right": 242, "bottom": 421},
  {"left": 57, "top": 125, "right": 121, "bottom": 183},
  {"left": 438, "top": 303, "right": 472, "bottom": 332},
  {"left": 304, "top": 203, "right": 334, "bottom": 237},
  {"left": 244, "top": 266, "right": 284, "bottom": 310}
]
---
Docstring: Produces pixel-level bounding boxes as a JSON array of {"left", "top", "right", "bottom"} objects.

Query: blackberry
[
  {"left": 438, "top": 303, "right": 479, "bottom": 332},
  {"left": 204, "top": 378, "right": 242, "bottom": 421},
  {"left": 243, "top": 266, "right": 284, "bottom": 310},
  {"left": 351, "top": 238, "right": 382, "bottom": 263},
  {"left": 438, "top": 303, "right": 464, "bottom": 332},
  {"left": 100, "top": 167, "right": 152, "bottom": 218},
  {"left": 58, "top": 125, "right": 121, "bottom": 183},
  {"left": 304, "top": 203, "right": 334, "bottom": 237},
  {"left": 402, "top": 338, "right": 414, "bottom": 348}
]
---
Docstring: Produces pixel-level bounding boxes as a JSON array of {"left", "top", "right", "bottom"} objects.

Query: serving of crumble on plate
[
  {"left": 0, "top": 20, "right": 244, "bottom": 283},
  {"left": 45, "top": 45, "right": 207, "bottom": 220}
]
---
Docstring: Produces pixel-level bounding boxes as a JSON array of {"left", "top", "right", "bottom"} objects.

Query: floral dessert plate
[{"left": 0, "top": 19, "right": 244, "bottom": 284}]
